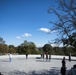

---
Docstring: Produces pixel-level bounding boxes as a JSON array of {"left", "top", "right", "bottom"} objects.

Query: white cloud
[
  {"left": 22, "top": 33, "right": 32, "bottom": 37},
  {"left": 39, "top": 28, "right": 51, "bottom": 33},
  {"left": 39, "top": 28, "right": 56, "bottom": 33},
  {"left": 16, "top": 33, "right": 32, "bottom": 39},
  {"left": 16, "top": 36, "right": 21, "bottom": 39}
]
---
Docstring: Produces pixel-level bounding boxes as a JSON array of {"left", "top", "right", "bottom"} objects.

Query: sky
[{"left": 0, "top": 0, "right": 58, "bottom": 47}]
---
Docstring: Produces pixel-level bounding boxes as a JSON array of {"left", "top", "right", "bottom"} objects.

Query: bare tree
[
  {"left": 0, "top": 37, "right": 5, "bottom": 44},
  {"left": 48, "top": 0, "right": 76, "bottom": 48}
]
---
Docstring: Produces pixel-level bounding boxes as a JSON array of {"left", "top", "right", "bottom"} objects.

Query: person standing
[
  {"left": 61, "top": 57, "right": 66, "bottom": 75},
  {"left": 41, "top": 53, "right": 43, "bottom": 58},
  {"left": 69, "top": 53, "right": 71, "bottom": 62},
  {"left": 46, "top": 52, "right": 48, "bottom": 61},
  {"left": 26, "top": 53, "right": 28, "bottom": 59},
  {"left": 62, "top": 57, "right": 66, "bottom": 66},
  {"left": 9, "top": 53, "right": 12, "bottom": 62},
  {"left": 49, "top": 54, "right": 51, "bottom": 61},
  {"left": 61, "top": 65, "right": 66, "bottom": 75},
  {"left": 42, "top": 53, "right": 44, "bottom": 61},
  {"left": 0, "top": 72, "right": 3, "bottom": 75},
  {"left": 42, "top": 52, "right": 44, "bottom": 58}
]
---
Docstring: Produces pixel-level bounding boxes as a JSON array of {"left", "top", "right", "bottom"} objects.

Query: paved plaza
[{"left": 0, "top": 55, "right": 76, "bottom": 75}]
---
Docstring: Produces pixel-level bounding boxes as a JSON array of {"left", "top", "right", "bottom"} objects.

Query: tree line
[
  {"left": 0, "top": 37, "right": 76, "bottom": 56},
  {"left": 0, "top": 37, "right": 40, "bottom": 55},
  {"left": 39, "top": 44, "right": 76, "bottom": 56}
]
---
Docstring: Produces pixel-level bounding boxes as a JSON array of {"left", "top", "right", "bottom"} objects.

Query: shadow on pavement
[
  {"left": 2, "top": 60, "right": 9, "bottom": 62},
  {"left": 2, "top": 68, "right": 60, "bottom": 75},
  {"left": 36, "top": 59, "right": 51, "bottom": 62}
]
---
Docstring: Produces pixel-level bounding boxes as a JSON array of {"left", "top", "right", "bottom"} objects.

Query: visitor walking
[{"left": 9, "top": 53, "right": 12, "bottom": 62}]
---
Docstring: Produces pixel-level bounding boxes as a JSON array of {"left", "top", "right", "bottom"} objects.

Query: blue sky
[{"left": 0, "top": 0, "right": 58, "bottom": 47}]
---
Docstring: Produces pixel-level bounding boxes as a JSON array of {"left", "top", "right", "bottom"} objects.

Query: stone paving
[{"left": 0, "top": 55, "right": 76, "bottom": 75}]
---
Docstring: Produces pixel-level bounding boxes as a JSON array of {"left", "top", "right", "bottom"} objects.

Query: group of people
[{"left": 41, "top": 52, "right": 51, "bottom": 61}]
